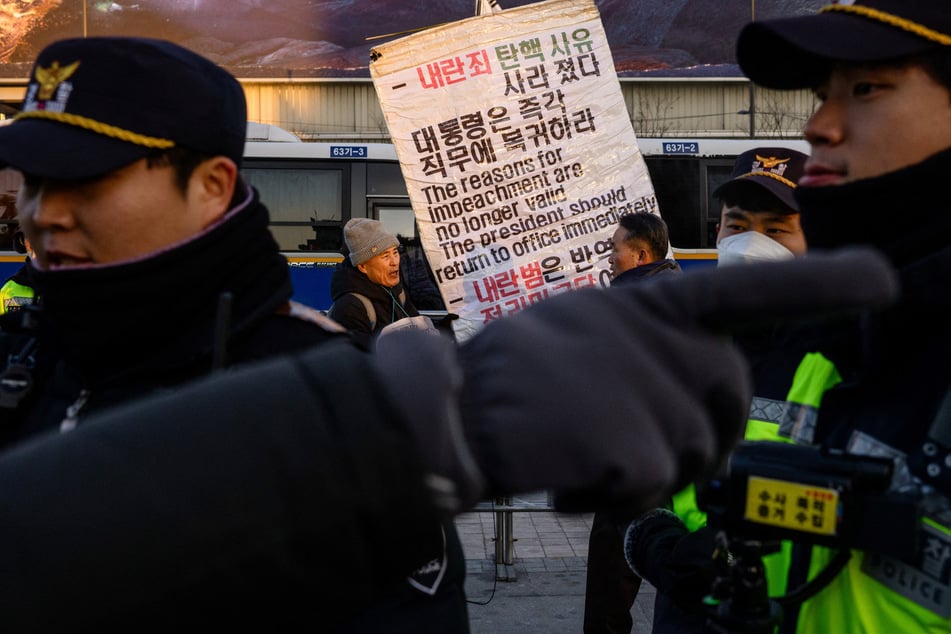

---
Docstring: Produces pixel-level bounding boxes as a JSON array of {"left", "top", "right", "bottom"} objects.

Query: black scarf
[
  {"left": 794, "top": 148, "right": 951, "bottom": 452},
  {"left": 797, "top": 147, "right": 951, "bottom": 268},
  {"left": 30, "top": 187, "right": 293, "bottom": 383}
]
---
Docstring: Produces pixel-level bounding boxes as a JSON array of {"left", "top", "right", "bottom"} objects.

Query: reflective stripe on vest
[
  {"left": 786, "top": 354, "right": 951, "bottom": 633},
  {"left": 0, "top": 280, "right": 35, "bottom": 315},
  {"left": 669, "top": 400, "right": 797, "bottom": 598}
]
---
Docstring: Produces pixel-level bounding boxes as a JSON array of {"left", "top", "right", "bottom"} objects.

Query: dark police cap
[
  {"left": 0, "top": 37, "right": 247, "bottom": 180},
  {"left": 713, "top": 147, "right": 807, "bottom": 213},
  {"left": 737, "top": 0, "right": 951, "bottom": 90}
]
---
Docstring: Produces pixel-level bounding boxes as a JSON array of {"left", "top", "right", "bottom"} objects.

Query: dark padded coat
[
  {"left": 0, "top": 187, "right": 465, "bottom": 632},
  {"left": 328, "top": 258, "right": 419, "bottom": 348}
]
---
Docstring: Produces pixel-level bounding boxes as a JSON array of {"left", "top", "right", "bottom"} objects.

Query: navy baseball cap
[
  {"left": 737, "top": 0, "right": 951, "bottom": 90},
  {"left": 0, "top": 37, "right": 247, "bottom": 180},
  {"left": 713, "top": 148, "right": 807, "bottom": 212}
]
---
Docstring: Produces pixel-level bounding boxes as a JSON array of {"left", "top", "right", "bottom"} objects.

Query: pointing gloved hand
[
  {"left": 0, "top": 249, "right": 897, "bottom": 628},
  {"left": 376, "top": 248, "right": 899, "bottom": 514}
]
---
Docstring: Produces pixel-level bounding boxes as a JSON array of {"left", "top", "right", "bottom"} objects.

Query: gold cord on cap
[
  {"left": 14, "top": 110, "right": 176, "bottom": 149},
  {"left": 738, "top": 171, "right": 798, "bottom": 189},
  {"left": 820, "top": 4, "right": 951, "bottom": 46}
]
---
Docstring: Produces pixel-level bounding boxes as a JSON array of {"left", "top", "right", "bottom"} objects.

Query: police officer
[{"left": 712, "top": 2, "right": 950, "bottom": 632}]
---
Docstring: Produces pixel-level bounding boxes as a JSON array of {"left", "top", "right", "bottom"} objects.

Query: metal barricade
[{"left": 471, "top": 493, "right": 556, "bottom": 581}]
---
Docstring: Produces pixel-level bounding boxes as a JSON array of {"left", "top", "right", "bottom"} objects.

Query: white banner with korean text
[{"left": 370, "top": 0, "right": 657, "bottom": 342}]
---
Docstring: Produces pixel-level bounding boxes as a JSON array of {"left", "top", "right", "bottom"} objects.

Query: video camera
[
  {"left": 700, "top": 440, "right": 922, "bottom": 561},
  {"left": 695, "top": 441, "right": 925, "bottom": 633}
]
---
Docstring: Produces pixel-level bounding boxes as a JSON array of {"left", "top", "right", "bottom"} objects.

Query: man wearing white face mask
[
  {"left": 707, "top": 146, "right": 812, "bottom": 401},
  {"left": 714, "top": 147, "right": 808, "bottom": 266},
  {"left": 623, "top": 147, "right": 811, "bottom": 633}
]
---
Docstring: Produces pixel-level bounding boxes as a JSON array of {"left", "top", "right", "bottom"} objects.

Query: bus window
[
  {"left": 367, "top": 162, "right": 409, "bottom": 197},
  {"left": 365, "top": 162, "right": 412, "bottom": 237},
  {"left": 645, "top": 156, "right": 739, "bottom": 251},
  {"left": 378, "top": 207, "right": 416, "bottom": 239},
  {"left": 241, "top": 162, "right": 344, "bottom": 252},
  {"left": 644, "top": 157, "right": 705, "bottom": 250},
  {"left": 704, "top": 161, "right": 737, "bottom": 246}
]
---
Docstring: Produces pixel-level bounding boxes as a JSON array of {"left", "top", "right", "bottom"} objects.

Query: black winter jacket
[
  {"left": 610, "top": 258, "right": 681, "bottom": 286},
  {"left": 0, "top": 187, "right": 466, "bottom": 632},
  {"left": 328, "top": 259, "right": 419, "bottom": 347}
]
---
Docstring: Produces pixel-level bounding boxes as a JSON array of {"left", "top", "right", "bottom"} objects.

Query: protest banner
[{"left": 370, "top": 0, "right": 657, "bottom": 341}]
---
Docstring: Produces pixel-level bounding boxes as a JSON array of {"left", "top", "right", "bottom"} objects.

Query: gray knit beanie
[{"left": 344, "top": 218, "right": 400, "bottom": 266}]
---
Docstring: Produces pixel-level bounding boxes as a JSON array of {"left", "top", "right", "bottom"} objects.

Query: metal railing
[{"left": 470, "top": 493, "right": 556, "bottom": 581}]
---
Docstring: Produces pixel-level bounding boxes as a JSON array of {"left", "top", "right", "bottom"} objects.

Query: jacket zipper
[{"left": 60, "top": 389, "right": 91, "bottom": 432}]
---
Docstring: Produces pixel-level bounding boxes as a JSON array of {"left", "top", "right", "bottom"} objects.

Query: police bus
[{"left": 0, "top": 124, "right": 809, "bottom": 310}]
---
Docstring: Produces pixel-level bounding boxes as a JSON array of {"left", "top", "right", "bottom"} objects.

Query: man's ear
[{"left": 189, "top": 157, "right": 238, "bottom": 228}]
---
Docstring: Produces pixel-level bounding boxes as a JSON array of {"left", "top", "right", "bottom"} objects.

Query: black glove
[
  {"left": 376, "top": 248, "right": 899, "bottom": 513},
  {"left": 624, "top": 508, "right": 717, "bottom": 608}
]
